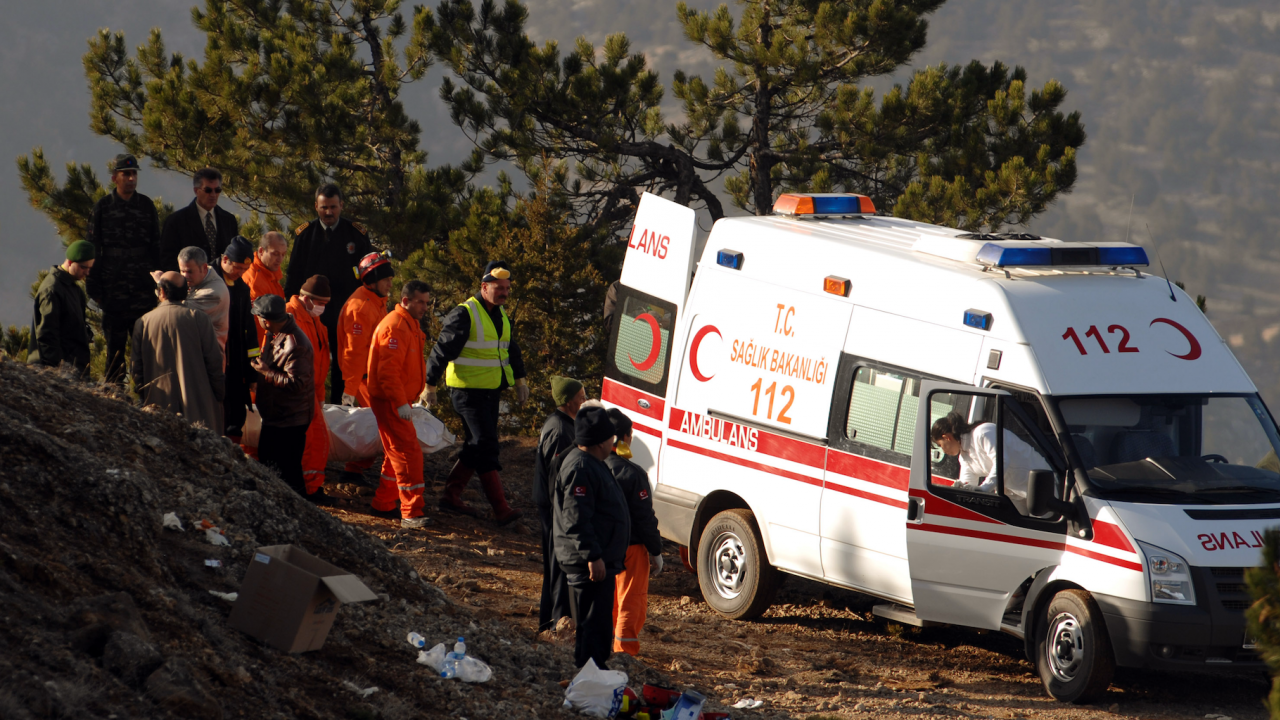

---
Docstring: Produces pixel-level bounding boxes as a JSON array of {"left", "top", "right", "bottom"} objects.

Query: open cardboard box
[{"left": 228, "top": 544, "right": 379, "bottom": 653}]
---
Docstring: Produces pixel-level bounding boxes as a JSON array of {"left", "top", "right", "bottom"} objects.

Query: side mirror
[{"left": 1027, "top": 470, "right": 1075, "bottom": 520}]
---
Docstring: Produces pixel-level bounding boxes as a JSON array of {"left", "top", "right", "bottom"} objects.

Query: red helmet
[{"left": 356, "top": 250, "right": 393, "bottom": 281}]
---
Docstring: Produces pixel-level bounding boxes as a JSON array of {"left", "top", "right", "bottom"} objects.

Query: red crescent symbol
[
  {"left": 628, "top": 313, "right": 662, "bottom": 371},
  {"left": 689, "top": 325, "right": 721, "bottom": 382},
  {"left": 1150, "top": 318, "right": 1202, "bottom": 360}
]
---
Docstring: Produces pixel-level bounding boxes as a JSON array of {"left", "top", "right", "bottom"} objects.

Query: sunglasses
[{"left": 200, "top": 186, "right": 222, "bottom": 194}]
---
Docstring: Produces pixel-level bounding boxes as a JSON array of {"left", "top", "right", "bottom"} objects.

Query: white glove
[
  {"left": 397, "top": 403, "right": 413, "bottom": 420},
  {"left": 341, "top": 393, "right": 357, "bottom": 407},
  {"left": 649, "top": 553, "right": 664, "bottom": 577},
  {"left": 421, "top": 385, "right": 438, "bottom": 408},
  {"left": 515, "top": 378, "right": 530, "bottom": 403}
]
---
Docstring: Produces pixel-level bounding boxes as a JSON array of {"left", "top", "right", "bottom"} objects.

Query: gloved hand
[
  {"left": 649, "top": 553, "right": 664, "bottom": 577},
  {"left": 397, "top": 403, "right": 413, "bottom": 420},
  {"left": 421, "top": 385, "right": 438, "bottom": 408},
  {"left": 515, "top": 378, "right": 530, "bottom": 404},
  {"left": 341, "top": 393, "right": 357, "bottom": 407}
]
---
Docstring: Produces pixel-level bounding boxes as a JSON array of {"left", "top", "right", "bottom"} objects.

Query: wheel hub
[
  {"left": 1046, "top": 611, "right": 1085, "bottom": 682},
  {"left": 709, "top": 530, "right": 746, "bottom": 600}
]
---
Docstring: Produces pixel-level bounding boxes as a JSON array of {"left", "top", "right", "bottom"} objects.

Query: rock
[
  {"left": 784, "top": 691, "right": 802, "bottom": 701},
  {"left": 102, "top": 631, "right": 164, "bottom": 688},
  {"left": 660, "top": 634, "right": 675, "bottom": 643},
  {"left": 68, "top": 592, "right": 152, "bottom": 657},
  {"left": 670, "top": 658, "right": 693, "bottom": 673},
  {"left": 486, "top": 548, "right": 505, "bottom": 556},
  {"left": 679, "top": 596, "right": 694, "bottom": 606},
  {"left": 145, "top": 658, "right": 222, "bottom": 720},
  {"left": 854, "top": 702, "right": 866, "bottom": 712}
]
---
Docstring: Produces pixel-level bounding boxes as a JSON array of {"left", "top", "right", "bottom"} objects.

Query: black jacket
[
  {"left": 605, "top": 453, "right": 663, "bottom": 556},
  {"left": 160, "top": 199, "right": 240, "bottom": 271},
  {"left": 424, "top": 295, "right": 526, "bottom": 388},
  {"left": 553, "top": 448, "right": 631, "bottom": 584},
  {"left": 86, "top": 190, "right": 160, "bottom": 315},
  {"left": 282, "top": 217, "right": 372, "bottom": 331},
  {"left": 213, "top": 264, "right": 259, "bottom": 398},
  {"left": 534, "top": 410, "right": 577, "bottom": 514},
  {"left": 28, "top": 266, "right": 90, "bottom": 371}
]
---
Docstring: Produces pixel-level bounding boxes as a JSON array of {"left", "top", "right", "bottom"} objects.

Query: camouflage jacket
[{"left": 86, "top": 190, "right": 161, "bottom": 316}]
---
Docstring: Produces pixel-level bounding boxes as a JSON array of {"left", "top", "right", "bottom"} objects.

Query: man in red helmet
[{"left": 336, "top": 251, "right": 393, "bottom": 486}]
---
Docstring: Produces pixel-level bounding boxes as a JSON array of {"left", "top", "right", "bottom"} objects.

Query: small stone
[
  {"left": 669, "top": 659, "right": 693, "bottom": 673},
  {"left": 1110, "top": 705, "right": 1119, "bottom": 713},
  {"left": 679, "top": 595, "right": 694, "bottom": 606},
  {"left": 784, "top": 691, "right": 802, "bottom": 701},
  {"left": 854, "top": 702, "right": 866, "bottom": 712},
  {"left": 918, "top": 692, "right": 927, "bottom": 702},
  {"left": 487, "top": 548, "right": 505, "bottom": 556},
  {"left": 660, "top": 634, "right": 676, "bottom": 643}
]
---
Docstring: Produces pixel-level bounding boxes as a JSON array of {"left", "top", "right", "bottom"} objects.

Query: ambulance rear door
[
  {"left": 603, "top": 193, "right": 699, "bottom": 482},
  {"left": 905, "top": 381, "right": 1071, "bottom": 629}
]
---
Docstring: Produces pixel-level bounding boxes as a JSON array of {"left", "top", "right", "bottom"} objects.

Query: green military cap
[
  {"left": 112, "top": 153, "right": 140, "bottom": 172},
  {"left": 66, "top": 240, "right": 95, "bottom": 263}
]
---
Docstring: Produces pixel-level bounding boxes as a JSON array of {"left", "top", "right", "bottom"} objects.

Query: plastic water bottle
[
  {"left": 439, "top": 637, "right": 466, "bottom": 679},
  {"left": 406, "top": 631, "right": 426, "bottom": 648}
]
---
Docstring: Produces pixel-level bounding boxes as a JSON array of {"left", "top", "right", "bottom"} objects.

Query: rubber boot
[
  {"left": 438, "top": 460, "right": 481, "bottom": 517},
  {"left": 479, "top": 470, "right": 523, "bottom": 526}
]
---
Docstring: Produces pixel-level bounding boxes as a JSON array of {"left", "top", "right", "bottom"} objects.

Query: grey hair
[
  {"left": 261, "top": 231, "right": 288, "bottom": 250},
  {"left": 178, "top": 246, "right": 208, "bottom": 265}
]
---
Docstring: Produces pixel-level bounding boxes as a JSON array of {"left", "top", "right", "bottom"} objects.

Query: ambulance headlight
[{"left": 1138, "top": 541, "right": 1196, "bottom": 606}]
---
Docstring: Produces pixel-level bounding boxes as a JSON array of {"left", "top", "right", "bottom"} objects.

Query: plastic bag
[
  {"left": 417, "top": 643, "right": 447, "bottom": 672},
  {"left": 323, "top": 404, "right": 454, "bottom": 462},
  {"left": 563, "top": 658, "right": 628, "bottom": 718},
  {"left": 454, "top": 655, "right": 492, "bottom": 683}
]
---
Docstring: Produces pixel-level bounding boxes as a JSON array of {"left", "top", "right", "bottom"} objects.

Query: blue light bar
[
  {"left": 964, "top": 309, "right": 994, "bottom": 331},
  {"left": 975, "top": 243, "right": 1052, "bottom": 267},
  {"left": 717, "top": 249, "right": 744, "bottom": 270},
  {"left": 811, "top": 195, "right": 867, "bottom": 214},
  {"left": 1097, "top": 246, "right": 1150, "bottom": 267}
]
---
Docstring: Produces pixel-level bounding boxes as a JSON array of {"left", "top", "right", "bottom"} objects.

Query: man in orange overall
[
  {"left": 243, "top": 231, "right": 288, "bottom": 345},
  {"left": 286, "top": 275, "right": 333, "bottom": 504},
  {"left": 336, "top": 251, "right": 393, "bottom": 484},
  {"left": 368, "top": 279, "right": 433, "bottom": 529}
]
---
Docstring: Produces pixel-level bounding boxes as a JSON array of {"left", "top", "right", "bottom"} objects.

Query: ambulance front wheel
[
  {"left": 697, "top": 508, "right": 781, "bottom": 620},
  {"left": 1035, "top": 589, "right": 1115, "bottom": 703}
]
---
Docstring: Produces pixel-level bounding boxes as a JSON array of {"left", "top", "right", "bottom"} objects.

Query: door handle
[
  {"left": 907, "top": 496, "right": 925, "bottom": 524},
  {"left": 638, "top": 399, "right": 651, "bottom": 410}
]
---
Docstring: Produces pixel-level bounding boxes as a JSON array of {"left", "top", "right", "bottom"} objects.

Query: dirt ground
[{"left": 330, "top": 435, "right": 1273, "bottom": 720}]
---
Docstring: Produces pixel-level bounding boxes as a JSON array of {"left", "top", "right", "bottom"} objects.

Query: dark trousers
[
  {"left": 258, "top": 423, "right": 308, "bottom": 496},
  {"left": 538, "top": 506, "right": 572, "bottom": 632},
  {"left": 326, "top": 321, "right": 343, "bottom": 404},
  {"left": 451, "top": 387, "right": 502, "bottom": 473},
  {"left": 569, "top": 577, "right": 616, "bottom": 669},
  {"left": 102, "top": 311, "right": 142, "bottom": 385},
  {"left": 224, "top": 373, "right": 251, "bottom": 437}
]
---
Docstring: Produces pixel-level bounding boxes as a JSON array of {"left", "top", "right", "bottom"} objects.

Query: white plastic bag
[
  {"left": 454, "top": 655, "right": 492, "bottom": 683},
  {"left": 563, "top": 658, "right": 628, "bottom": 718},
  {"left": 323, "top": 404, "right": 454, "bottom": 462},
  {"left": 417, "top": 643, "right": 447, "bottom": 672}
]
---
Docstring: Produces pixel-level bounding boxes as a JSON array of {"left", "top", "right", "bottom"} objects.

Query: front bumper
[{"left": 1093, "top": 566, "right": 1261, "bottom": 670}]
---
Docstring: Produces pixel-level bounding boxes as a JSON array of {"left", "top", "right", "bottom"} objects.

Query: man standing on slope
[
  {"left": 29, "top": 241, "right": 95, "bottom": 376},
  {"left": 423, "top": 260, "right": 527, "bottom": 526},
  {"left": 336, "top": 252, "right": 393, "bottom": 484},
  {"left": 132, "top": 272, "right": 225, "bottom": 431},
  {"left": 368, "top": 280, "right": 433, "bottom": 529},
  {"left": 286, "top": 276, "right": 333, "bottom": 504},
  {"left": 535, "top": 375, "right": 586, "bottom": 632}
]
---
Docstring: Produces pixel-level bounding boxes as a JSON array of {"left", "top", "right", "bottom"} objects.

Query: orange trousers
[
  {"left": 370, "top": 397, "right": 425, "bottom": 519},
  {"left": 612, "top": 544, "right": 651, "bottom": 656},
  {"left": 344, "top": 384, "right": 376, "bottom": 475},
  {"left": 301, "top": 398, "right": 330, "bottom": 494}
]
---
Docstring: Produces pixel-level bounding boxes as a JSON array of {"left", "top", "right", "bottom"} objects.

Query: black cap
[
  {"left": 251, "top": 294, "right": 288, "bottom": 322},
  {"left": 224, "top": 235, "right": 253, "bottom": 263},
  {"left": 482, "top": 260, "right": 511, "bottom": 283},
  {"left": 574, "top": 406, "right": 615, "bottom": 447},
  {"left": 605, "top": 408, "right": 632, "bottom": 439},
  {"left": 113, "top": 153, "right": 139, "bottom": 172}
]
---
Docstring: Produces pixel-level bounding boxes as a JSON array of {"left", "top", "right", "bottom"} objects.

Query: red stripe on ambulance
[
  {"left": 910, "top": 524, "right": 1143, "bottom": 572},
  {"left": 666, "top": 439, "right": 823, "bottom": 488}
]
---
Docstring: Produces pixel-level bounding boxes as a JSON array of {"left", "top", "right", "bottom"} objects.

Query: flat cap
[{"left": 251, "top": 294, "right": 288, "bottom": 322}]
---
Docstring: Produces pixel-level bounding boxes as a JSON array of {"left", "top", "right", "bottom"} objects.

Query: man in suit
[
  {"left": 283, "top": 183, "right": 373, "bottom": 403},
  {"left": 160, "top": 167, "right": 239, "bottom": 271}
]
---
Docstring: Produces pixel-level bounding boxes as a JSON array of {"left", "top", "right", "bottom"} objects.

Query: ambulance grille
[{"left": 1210, "top": 567, "right": 1253, "bottom": 612}]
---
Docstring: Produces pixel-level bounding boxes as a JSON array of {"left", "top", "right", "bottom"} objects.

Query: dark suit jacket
[
  {"left": 283, "top": 216, "right": 372, "bottom": 330},
  {"left": 160, "top": 199, "right": 239, "bottom": 270}
]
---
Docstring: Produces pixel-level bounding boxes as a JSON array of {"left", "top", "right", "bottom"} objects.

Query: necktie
[{"left": 204, "top": 212, "right": 216, "bottom": 254}]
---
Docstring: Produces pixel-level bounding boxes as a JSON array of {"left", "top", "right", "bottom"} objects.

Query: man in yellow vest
[{"left": 422, "top": 260, "right": 528, "bottom": 525}]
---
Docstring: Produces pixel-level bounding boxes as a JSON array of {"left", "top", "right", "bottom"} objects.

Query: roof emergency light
[
  {"left": 774, "top": 193, "right": 876, "bottom": 217},
  {"left": 974, "top": 241, "right": 1149, "bottom": 269}
]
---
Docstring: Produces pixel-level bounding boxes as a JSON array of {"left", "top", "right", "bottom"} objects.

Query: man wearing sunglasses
[{"left": 160, "top": 167, "right": 240, "bottom": 271}]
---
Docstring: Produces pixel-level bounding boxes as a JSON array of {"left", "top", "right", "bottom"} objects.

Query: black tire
[
  {"left": 1035, "top": 589, "right": 1115, "bottom": 703},
  {"left": 697, "top": 508, "right": 781, "bottom": 620}
]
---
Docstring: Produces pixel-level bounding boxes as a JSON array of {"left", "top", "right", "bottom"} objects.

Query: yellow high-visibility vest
[{"left": 445, "top": 296, "right": 514, "bottom": 389}]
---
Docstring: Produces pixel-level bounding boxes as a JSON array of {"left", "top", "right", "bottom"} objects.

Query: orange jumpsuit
[
  {"left": 337, "top": 284, "right": 388, "bottom": 474},
  {"left": 243, "top": 256, "right": 285, "bottom": 347},
  {"left": 286, "top": 295, "right": 331, "bottom": 494},
  {"left": 367, "top": 304, "right": 427, "bottom": 519}
]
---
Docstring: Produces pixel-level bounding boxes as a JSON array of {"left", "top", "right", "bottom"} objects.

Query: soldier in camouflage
[{"left": 86, "top": 153, "right": 161, "bottom": 386}]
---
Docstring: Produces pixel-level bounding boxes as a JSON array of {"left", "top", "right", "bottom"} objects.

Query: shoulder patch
[
  {"left": 352, "top": 221, "right": 367, "bottom": 235},
  {"left": 295, "top": 221, "right": 310, "bottom": 236},
  {"left": 573, "top": 485, "right": 587, "bottom": 498}
]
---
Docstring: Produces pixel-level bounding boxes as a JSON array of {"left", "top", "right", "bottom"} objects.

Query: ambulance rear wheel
[
  {"left": 1035, "top": 589, "right": 1114, "bottom": 703},
  {"left": 697, "top": 508, "right": 780, "bottom": 620}
]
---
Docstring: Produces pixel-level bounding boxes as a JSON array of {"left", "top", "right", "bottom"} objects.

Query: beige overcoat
[{"left": 132, "top": 301, "right": 226, "bottom": 431}]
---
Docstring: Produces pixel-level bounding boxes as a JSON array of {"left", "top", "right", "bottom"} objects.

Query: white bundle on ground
[{"left": 324, "top": 403, "right": 454, "bottom": 462}]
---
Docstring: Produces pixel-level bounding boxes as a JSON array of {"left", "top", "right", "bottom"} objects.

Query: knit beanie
[
  {"left": 224, "top": 236, "right": 253, "bottom": 263},
  {"left": 551, "top": 375, "right": 584, "bottom": 407},
  {"left": 605, "top": 408, "right": 633, "bottom": 439},
  {"left": 301, "top": 275, "right": 332, "bottom": 302},
  {"left": 66, "top": 240, "right": 95, "bottom": 263},
  {"left": 573, "top": 406, "right": 615, "bottom": 447}
]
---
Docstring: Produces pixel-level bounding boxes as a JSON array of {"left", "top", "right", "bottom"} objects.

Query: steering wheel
[{"left": 1201, "top": 454, "right": 1229, "bottom": 464}]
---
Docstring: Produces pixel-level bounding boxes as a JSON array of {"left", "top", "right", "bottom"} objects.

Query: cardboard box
[{"left": 228, "top": 545, "right": 379, "bottom": 653}]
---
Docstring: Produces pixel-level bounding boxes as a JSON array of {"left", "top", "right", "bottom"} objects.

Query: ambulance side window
[
  {"left": 845, "top": 367, "right": 919, "bottom": 458},
  {"left": 604, "top": 286, "right": 678, "bottom": 396}
]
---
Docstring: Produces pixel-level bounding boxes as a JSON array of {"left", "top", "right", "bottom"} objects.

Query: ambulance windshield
[{"left": 1059, "top": 394, "right": 1280, "bottom": 503}]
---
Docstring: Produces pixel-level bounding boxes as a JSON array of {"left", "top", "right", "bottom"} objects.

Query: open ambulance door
[
  {"left": 906, "top": 381, "right": 1070, "bottom": 630},
  {"left": 602, "top": 193, "right": 699, "bottom": 482}
]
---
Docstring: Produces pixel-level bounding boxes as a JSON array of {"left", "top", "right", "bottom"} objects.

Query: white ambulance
[{"left": 602, "top": 192, "right": 1280, "bottom": 702}]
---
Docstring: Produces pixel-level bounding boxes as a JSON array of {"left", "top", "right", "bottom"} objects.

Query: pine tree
[{"left": 1247, "top": 529, "right": 1280, "bottom": 718}]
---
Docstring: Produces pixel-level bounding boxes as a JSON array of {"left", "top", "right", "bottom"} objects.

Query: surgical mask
[
  {"left": 308, "top": 303, "right": 326, "bottom": 317},
  {"left": 615, "top": 440, "right": 633, "bottom": 459}
]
